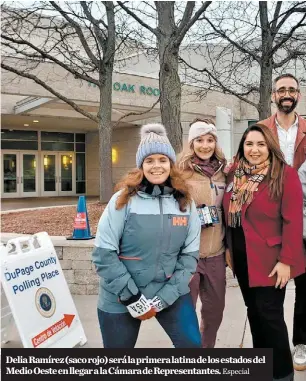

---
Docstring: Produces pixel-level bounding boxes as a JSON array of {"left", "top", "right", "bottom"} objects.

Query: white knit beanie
[
  {"left": 136, "top": 123, "right": 176, "bottom": 168},
  {"left": 188, "top": 121, "right": 218, "bottom": 144}
]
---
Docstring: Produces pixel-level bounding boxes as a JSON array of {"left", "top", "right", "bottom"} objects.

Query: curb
[
  {"left": 0, "top": 232, "right": 95, "bottom": 248},
  {"left": 0, "top": 201, "right": 99, "bottom": 214}
]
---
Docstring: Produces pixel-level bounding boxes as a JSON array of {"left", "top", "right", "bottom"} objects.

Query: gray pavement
[
  {"left": 2, "top": 282, "right": 305, "bottom": 380},
  {"left": 1, "top": 196, "right": 100, "bottom": 212}
]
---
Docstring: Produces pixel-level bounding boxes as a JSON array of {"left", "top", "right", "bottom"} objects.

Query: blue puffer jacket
[{"left": 92, "top": 186, "right": 201, "bottom": 313}]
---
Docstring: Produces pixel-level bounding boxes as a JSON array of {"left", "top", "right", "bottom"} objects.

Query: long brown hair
[
  {"left": 235, "top": 123, "right": 286, "bottom": 200},
  {"left": 114, "top": 162, "right": 192, "bottom": 212},
  {"left": 178, "top": 118, "right": 226, "bottom": 175}
]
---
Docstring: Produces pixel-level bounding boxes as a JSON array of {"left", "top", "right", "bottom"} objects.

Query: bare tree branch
[
  {"left": 271, "top": 12, "right": 306, "bottom": 55},
  {"left": 1, "top": 34, "right": 99, "bottom": 85},
  {"left": 117, "top": 1, "right": 158, "bottom": 36},
  {"left": 182, "top": 1, "right": 305, "bottom": 119},
  {"left": 1, "top": 62, "right": 99, "bottom": 123},
  {"left": 176, "top": 1, "right": 212, "bottom": 46},
  {"left": 84, "top": 4, "right": 107, "bottom": 63},
  {"left": 272, "top": 2, "right": 306, "bottom": 33},
  {"left": 176, "top": 2, "right": 195, "bottom": 35},
  {"left": 179, "top": 56, "right": 258, "bottom": 109},
  {"left": 270, "top": 1, "right": 282, "bottom": 33},
  {"left": 203, "top": 16, "right": 261, "bottom": 63},
  {"left": 50, "top": 1, "right": 99, "bottom": 66},
  {"left": 113, "top": 96, "right": 160, "bottom": 127},
  {"left": 274, "top": 50, "right": 306, "bottom": 68},
  {"left": 81, "top": 1, "right": 108, "bottom": 53}
]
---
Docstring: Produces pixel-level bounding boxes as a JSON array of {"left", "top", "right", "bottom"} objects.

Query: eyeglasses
[{"left": 275, "top": 87, "right": 300, "bottom": 97}]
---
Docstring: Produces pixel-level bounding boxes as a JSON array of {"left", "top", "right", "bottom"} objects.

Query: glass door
[
  {"left": 41, "top": 152, "right": 75, "bottom": 196},
  {"left": 21, "top": 153, "right": 38, "bottom": 197},
  {"left": 1, "top": 152, "right": 20, "bottom": 198},
  {"left": 41, "top": 153, "right": 58, "bottom": 196},
  {"left": 59, "top": 153, "right": 75, "bottom": 196}
]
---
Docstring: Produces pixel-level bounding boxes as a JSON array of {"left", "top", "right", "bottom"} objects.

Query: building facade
[{"left": 1, "top": 59, "right": 306, "bottom": 199}]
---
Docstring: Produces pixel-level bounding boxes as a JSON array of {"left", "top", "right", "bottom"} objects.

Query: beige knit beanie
[{"left": 188, "top": 121, "right": 218, "bottom": 144}]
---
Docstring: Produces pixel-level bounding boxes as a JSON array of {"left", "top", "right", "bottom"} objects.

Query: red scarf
[{"left": 192, "top": 156, "right": 221, "bottom": 178}]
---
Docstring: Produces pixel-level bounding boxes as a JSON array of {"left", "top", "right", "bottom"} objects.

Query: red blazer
[
  {"left": 260, "top": 114, "right": 306, "bottom": 170},
  {"left": 223, "top": 165, "right": 305, "bottom": 287}
]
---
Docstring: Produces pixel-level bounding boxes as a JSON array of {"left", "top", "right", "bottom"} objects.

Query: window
[
  {"left": 1, "top": 141, "right": 38, "bottom": 150},
  {"left": 76, "top": 153, "right": 86, "bottom": 194},
  {"left": 248, "top": 120, "right": 258, "bottom": 127},
  {"left": 41, "top": 142, "right": 74, "bottom": 151},
  {"left": 40, "top": 132, "right": 85, "bottom": 152},
  {"left": 75, "top": 143, "right": 85, "bottom": 152},
  {"left": 76, "top": 133, "right": 85, "bottom": 142},
  {"left": 1, "top": 129, "right": 38, "bottom": 150},
  {"left": 1, "top": 129, "right": 38, "bottom": 140},
  {"left": 1, "top": 129, "right": 87, "bottom": 195},
  {"left": 41, "top": 132, "right": 74, "bottom": 142}
]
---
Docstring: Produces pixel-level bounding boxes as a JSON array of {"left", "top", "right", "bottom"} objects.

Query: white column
[{"left": 216, "top": 107, "right": 234, "bottom": 161}]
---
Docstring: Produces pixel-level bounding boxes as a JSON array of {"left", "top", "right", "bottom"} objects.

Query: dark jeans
[
  {"left": 231, "top": 227, "right": 293, "bottom": 380},
  {"left": 293, "top": 271, "right": 306, "bottom": 346},
  {"left": 97, "top": 293, "right": 201, "bottom": 348}
]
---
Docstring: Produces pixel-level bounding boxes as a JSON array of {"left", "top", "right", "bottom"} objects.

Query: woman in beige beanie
[{"left": 179, "top": 118, "right": 227, "bottom": 348}]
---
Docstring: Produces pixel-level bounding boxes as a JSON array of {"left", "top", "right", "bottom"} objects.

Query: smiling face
[
  {"left": 272, "top": 76, "right": 301, "bottom": 114},
  {"left": 192, "top": 134, "right": 216, "bottom": 160},
  {"left": 142, "top": 154, "right": 171, "bottom": 184},
  {"left": 243, "top": 130, "right": 270, "bottom": 166}
]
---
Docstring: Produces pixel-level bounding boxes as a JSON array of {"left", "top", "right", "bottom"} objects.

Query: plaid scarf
[
  {"left": 192, "top": 156, "right": 221, "bottom": 178},
  {"left": 228, "top": 158, "right": 270, "bottom": 227}
]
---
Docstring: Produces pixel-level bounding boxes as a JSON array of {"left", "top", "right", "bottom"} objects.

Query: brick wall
[
  {"left": 54, "top": 243, "right": 99, "bottom": 295},
  {"left": 1, "top": 233, "right": 238, "bottom": 295},
  {"left": 54, "top": 245, "right": 238, "bottom": 294}
]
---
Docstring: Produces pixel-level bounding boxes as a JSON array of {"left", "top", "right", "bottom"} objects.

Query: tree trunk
[
  {"left": 157, "top": 3, "right": 183, "bottom": 153},
  {"left": 158, "top": 43, "right": 183, "bottom": 153},
  {"left": 98, "top": 65, "right": 114, "bottom": 203},
  {"left": 258, "top": 3, "right": 273, "bottom": 120},
  {"left": 258, "top": 60, "right": 273, "bottom": 120}
]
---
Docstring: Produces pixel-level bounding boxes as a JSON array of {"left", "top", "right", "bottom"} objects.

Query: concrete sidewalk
[
  {"left": 1, "top": 196, "right": 99, "bottom": 212},
  {"left": 2, "top": 281, "right": 305, "bottom": 380}
]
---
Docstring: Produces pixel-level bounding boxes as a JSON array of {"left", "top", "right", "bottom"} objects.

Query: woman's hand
[
  {"left": 225, "top": 248, "right": 233, "bottom": 270},
  {"left": 122, "top": 292, "right": 157, "bottom": 320},
  {"left": 268, "top": 262, "right": 291, "bottom": 288}
]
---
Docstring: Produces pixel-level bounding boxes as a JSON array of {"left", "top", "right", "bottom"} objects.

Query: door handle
[
  {"left": 21, "top": 177, "right": 23, "bottom": 184},
  {"left": 59, "top": 177, "right": 61, "bottom": 183}
]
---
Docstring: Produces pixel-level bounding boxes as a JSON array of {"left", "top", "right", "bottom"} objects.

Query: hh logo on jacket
[{"left": 172, "top": 216, "right": 188, "bottom": 226}]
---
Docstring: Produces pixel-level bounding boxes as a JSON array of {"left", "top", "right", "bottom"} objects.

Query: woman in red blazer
[{"left": 223, "top": 124, "right": 305, "bottom": 381}]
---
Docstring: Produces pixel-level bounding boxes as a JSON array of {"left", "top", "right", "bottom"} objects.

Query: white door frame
[
  {"left": 41, "top": 151, "right": 76, "bottom": 197},
  {"left": 41, "top": 152, "right": 59, "bottom": 197},
  {"left": 58, "top": 152, "right": 76, "bottom": 196},
  {"left": 20, "top": 152, "right": 39, "bottom": 197},
  {"left": 1, "top": 151, "right": 20, "bottom": 198}
]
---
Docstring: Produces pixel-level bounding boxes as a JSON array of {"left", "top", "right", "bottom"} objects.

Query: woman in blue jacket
[{"left": 92, "top": 123, "right": 202, "bottom": 348}]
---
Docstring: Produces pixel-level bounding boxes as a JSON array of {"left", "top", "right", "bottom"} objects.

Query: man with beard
[{"left": 260, "top": 73, "right": 306, "bottom": 373}]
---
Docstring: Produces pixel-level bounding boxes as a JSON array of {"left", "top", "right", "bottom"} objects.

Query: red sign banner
[
  {"left": 73, "top": 212, "right": 87, "bottom": 230},
  {"left": 31, "top": 314, "right": 75, "bottom": 348}
]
